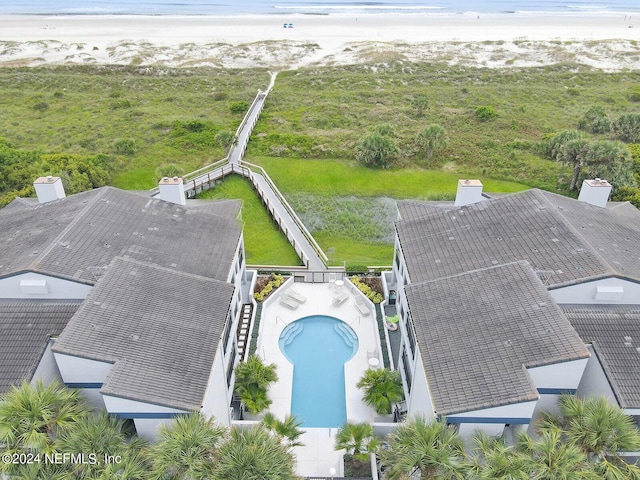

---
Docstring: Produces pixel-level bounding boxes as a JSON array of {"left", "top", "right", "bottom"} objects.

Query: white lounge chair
[
  {"left": 355, "top": 298, "right": 370, "bottom": 316},
  {"left": 286, "top": 288, "right": 307, "bottom": 304},
  {"left": 280, "top": 295, "right": 298, "bottom": 310},
  {"left": 333, "top": 291, "right": 349, "bottom": 306}
]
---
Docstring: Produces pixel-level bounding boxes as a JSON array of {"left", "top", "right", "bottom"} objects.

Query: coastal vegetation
[
  {"left": 3, "top": 382, "right": 640, "bottom": 479},
  {"left": 0, "top": 63, "right": 639, "bottom": 266}
]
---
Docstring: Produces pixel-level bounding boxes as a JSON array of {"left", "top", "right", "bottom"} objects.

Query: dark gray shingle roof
[
  {"left": 0, "top": 187, "right": 242, "bottom": 283},
  {"left": 406, "top": 262, "right": 590, "bottom": 416},
  {"left": 0, "top": 301, "right": 81, "bottom": 394},
  {"left": 52, "top": 257, "right": 234, "bottom": 411},
  {"left": 396, "top": 189, "right": 620, "bottom": 288},
  {"left": 563, "top": 304, "right": 640, "bottom": 409},
  {"left": 539, "top": 192, "right": 640, "bottom": 282}
]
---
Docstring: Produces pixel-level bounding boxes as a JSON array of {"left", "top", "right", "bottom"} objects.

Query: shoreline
[{"left": 0, "top": 14, "right": 638, "bottom": 70}]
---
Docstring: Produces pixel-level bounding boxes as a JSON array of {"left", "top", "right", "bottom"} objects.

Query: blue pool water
[{"left": 279, "top": 315, "right": 358, "bottom": 428}]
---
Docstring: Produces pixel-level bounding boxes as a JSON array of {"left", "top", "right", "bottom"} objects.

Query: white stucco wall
[
  {"left": 30, "top": 340, "right": 61, "bottom": 386},
  {"left": 133, "top": 418, "right": 177, "bottom": 440},
  {"left": 201, "top": 347, "right": 232, "bottom": 427},
  {"left": 0, "top": 272, "right": 92, "bottom": 299},
  {"left": 448, "top": 400, "right": 538, "bottom": 439},
  {"left": 102, "top": 395, "right": 187, "bottom": 441},
  {"left": 527, "top": 393, "right": 563, "bottom": 436},
  {"left": 406, "top": 351, "right": 436, "bottom": 420},
  {"left": 53, "top": 353, "right": 113, "bottom": 409},
  {"left": 577, "top": 346, "right": 618, "bottom": 405},
  {"left": 550, "top": 277, "right": 640, "bottom": 305},
  {"left": 527, "top": 358, "right": 589, "bottom": 392},
  {"left": 53, "top": 352, "right": 113, "bottom": 384},
  {"left": 458, "top": 422, "right": 505, "bottom": 438}
]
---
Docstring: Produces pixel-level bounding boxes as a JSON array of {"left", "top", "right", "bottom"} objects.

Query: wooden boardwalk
[{"left": 151, "top": 74, "right": 329, "bottom": 272}]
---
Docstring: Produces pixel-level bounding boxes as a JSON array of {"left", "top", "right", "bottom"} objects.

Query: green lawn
[
  {"left": 198, "top": 175, "right": 301, "bottom": 266},
  {"left": 248, "top": 156, "right": 528, "bottom": 198},
  {"left": 235, "top": 157, "right": 529, "bottom": 266}
]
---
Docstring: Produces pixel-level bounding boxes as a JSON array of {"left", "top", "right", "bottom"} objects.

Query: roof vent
[
  {"left": 158, "top": 176, "right": 186, "bottom": 206},
  {"left": 578, "top": 178, "right": 612, "bottom": 208},
  {"left": 455, "top": 179, "right": 483, "bottom": 207},
  {"left": 33, "top": 176, "right": 66, "bottom": 203}
]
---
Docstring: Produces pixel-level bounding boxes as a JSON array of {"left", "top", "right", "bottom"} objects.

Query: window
[
  {"left": 402, "top": 348, "right": 412, "bottom": 392},
  {"left": 227, "top": 345, "right": 237, "bottom": 388},
  {"left": 221, "top": 315, "right": 232, "bottom": 352},
  {"left": 406, "top": 321, "right": 416, "bottom": 359}
]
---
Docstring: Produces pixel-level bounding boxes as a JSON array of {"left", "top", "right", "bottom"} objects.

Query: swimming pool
[{"left": 279, "top": 315, "right": 358, "bottom": 427}]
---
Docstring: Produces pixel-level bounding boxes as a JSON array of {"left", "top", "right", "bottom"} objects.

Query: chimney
[
  {"left": 33, "top": 176, "right": 66, "bottom": 204},
  {"left": 455, "top": 179, "right": 483, "bottom": 207},
  {"left": 158, "top": 176, "right": 186, "bottom": 206},
  {"left": 577, "top": 178, "right": 611, "bottom": 208}
]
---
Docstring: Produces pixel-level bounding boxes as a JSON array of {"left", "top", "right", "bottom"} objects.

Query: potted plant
[{"left": 335, "top": 422, "right": 380, "bottom": 477}]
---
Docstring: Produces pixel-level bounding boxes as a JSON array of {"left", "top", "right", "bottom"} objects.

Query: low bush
[
  {"left": 33, "top": 102, "right": 49, "bottom": 111},
  {"left": 475, "top": 105, "right": 498, "bottom": 121},
  {"left": 350, "top": 275, "right": 384, "bottom": 303},
  {"left": 113, "top": 138, "right": 136, "bottom": 155},
  {"left": 253, "top": 274, "right": 285, "bottom": 301}
]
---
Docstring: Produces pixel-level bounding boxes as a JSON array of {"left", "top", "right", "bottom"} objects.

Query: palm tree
[
  {"left": 149, "top": 412, "right": 226, "bottom": 480},
  {"left": 516, "top": 429, "right": 598, "bottom": 479},
  {"left": 416, "top": 124, "right": 447, "bottom": 158},
  {"left": 213, "top": 424, "right": 297, "bottom": 480},
  {"left": 261, "top": 412, "right": 305, "bottom": 448},
  {"left": 355, "top": 133, "right": 398, "bottom": 169},
  {"left": 56, "top": 411, "right": 149, "bottom": 479},
  {"left": 356, "top": 368, "right": 403, "bottom": 415},
  {"left": 468, "top": 431, "right": 529, "bottom": 480},
  {"left": 378, "top": 416, "right": 467, "bottom": 480},
  {"left": 0, "top": 380, "right": 85, "bottom": 453},
  {"left": 335, "top": 422, "right": 380, "bottom": 463},
  {"left": 537, "top": 395, "right": 640, "bottom": 479},
  {"left": 234, "top": 355, "right": 278, "bottom": 415},
  {"left": 584, "top": 139, "right": 636, "bottom": 189},
  {"left": 557, "top": 137, "right": 590, "bottom": 191}
]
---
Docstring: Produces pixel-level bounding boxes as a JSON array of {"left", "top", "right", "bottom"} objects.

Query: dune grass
[
  {"left": 0, "top": 65, "right": 270, "bottom": 191},
  {"left": 197, "top": 175, "right": 301, "bottom": 266},
  {"left": 2, "top": 62, "right": 637, "bottom": 266}
]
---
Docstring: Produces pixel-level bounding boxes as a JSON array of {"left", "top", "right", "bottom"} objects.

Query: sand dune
[{"left": 0, "top": 14, "right": 638, "bottom": 70}]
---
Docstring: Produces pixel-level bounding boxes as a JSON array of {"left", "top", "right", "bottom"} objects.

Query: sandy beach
[{"left": 0, "top": 14, "right": 638, "bottom": 70}]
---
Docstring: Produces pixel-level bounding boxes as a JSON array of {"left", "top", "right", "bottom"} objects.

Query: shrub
[
  {"left": 229, "top": 100, "right": 249, "bottom": 114},
  {"left": 629, "top": 86, "right": 640, "bottom": 102},
  {"left": 33, "top": 102, "right": 49, "bottom": 112},
  {"left": 475, "top": 105, "right": 498, "bottom": 121},
  {"left": 355, "top": 133, "right": 398, "bottom": 169},
  {"left": 613, "top": 113, "right": 640, "bottom": 143},
  {"left": 578, "top": 105, "right": 611, "bottom": 134},
  {"left": 253, "top": 274, "right": 285, "bottom": 302},
  {"left": 612, "top": 186, "right": 640, "bottom": 209},
  {"left": 113, "top": 138, "right": 136, "bottom": 155},
  {"left": 215, "top": 131, "right": 236, "bottom": 150},
  {"left": 155, "top": 164, "right": 184, "bottom": 182},
  {"left": 110, "top": 98, "right": 131, "bottom": 109},
  {"left": 350, "top": 276, "right": 383, "bottom": 303}
]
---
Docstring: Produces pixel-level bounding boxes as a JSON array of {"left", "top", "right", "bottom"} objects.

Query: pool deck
[{"left": 256, "top": 281, "right": 382, "bottom": 477}]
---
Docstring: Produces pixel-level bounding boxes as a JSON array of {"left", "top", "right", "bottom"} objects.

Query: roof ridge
[
  {"left": 536, "top": 190, "right": 617, "bottom": 278},
  {"left": 108, "top": 256, "right": 233, "bottom": 285},
  {"left": 30, "top": 188, "right": 109, "bottom": 272}
]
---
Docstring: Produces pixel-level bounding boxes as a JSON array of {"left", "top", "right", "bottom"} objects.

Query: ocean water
[{"left": 1, "top": 0, "right": 638, "bottom": 17}]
